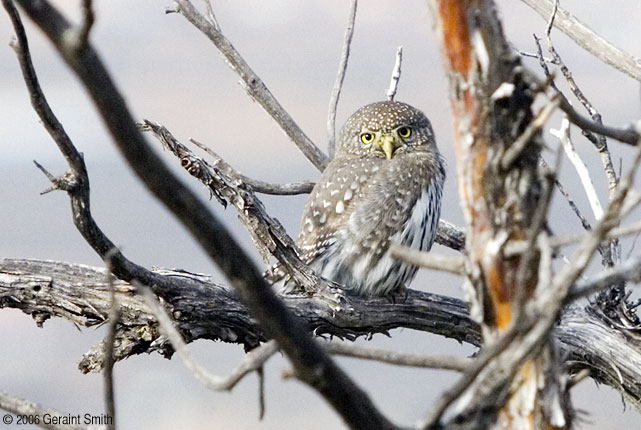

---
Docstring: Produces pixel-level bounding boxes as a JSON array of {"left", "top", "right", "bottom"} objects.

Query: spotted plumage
[{"left": 279, "top": 101, "right": 445, "bottom": 296}]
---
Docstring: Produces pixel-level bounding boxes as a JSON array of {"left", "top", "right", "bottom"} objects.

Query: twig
[
  {"left": 544, "top": 1, "right": 619, "bottom": 199},
  {"left": 4, "top": 0, "right": 169, "bottom": 288},
  {"left": 418, "top": 322, "right": 525, "bottom": 428},
  {"left": 551, "top": 117, "right": 604, "bottom": 220},
  {"left": 202, "top": 0, "right": 220, "bottom": 31},
  {"left": 540, "top": 157, "right": 592, "bottom": 232},
  {"left": 169, "top": 0, "right": 329, "bottom": 171},
  {"left": 0, "top": 391, "right": 103, "bottom": 430},
  {"left": 500, "top": 96, "right": 559, "bottom": 169},
  {"left": 78, "top": 0, "right": 94, "bottom": 49},
  {"left": 541, "top": 146, "right": 641, "bottom": 311},
  {"left": 568, "top": 255, "right": 641, "bottom": 302},
  {"left": 505, "top": 218, "right": 641, "bottom": 257},
  {"left": 389, "top": 243, "right": 464, "bottom": 275},
  {"left": 140, "top": 284, "right": 279, "bottom": 391},
  {"left": 324, "top": 342, "right": 470, "bottom": 371},
  {"left": 520, "top": 0, "right": 641, "bottom": 83},
  {"left": 434, "top": 219, "right": 466, "bottom": 251},
  {"left": 140, "top": 120, "right": 321, "bottom": 289},
  {"left": 188, "top": 138, "right": 314, "bottom": 195},
  {"left": 527, "top": 44, "right": 640, "bottom": 148},
  {"left": 385, "top": 46, "right": 403, "bottom": 101},
  {"left": 327, "top": 0, "right": 357, "bottom": 158},
  {"left": 103, "top": 253, "right": 119, "bottom": 430},
  {"left": 511, "top": 44, "right": 558, "bottom": 64},
  {"left": 543, "top": 1, "right": 621, "bottom": 265}
]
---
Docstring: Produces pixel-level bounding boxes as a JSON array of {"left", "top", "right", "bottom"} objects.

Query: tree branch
[
  {"left": 520, "top": 0, "right": 641, "bottom": 82},
  {"left": 169, "top": 0, "right": 330, "bottom": 171},
  {"left": 3, "top": 258, "right": 641, "bottom": 413},
  {"left": 10, "top": 2, "right": 393, "bottom": 427},
  {"left": 327, "top": 0, "right": 357, "bottom": 158}
]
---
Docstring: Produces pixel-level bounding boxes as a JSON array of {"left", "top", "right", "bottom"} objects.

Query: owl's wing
[
  {"left": 296, "top": 155, "right": 384, "bottom": 263},
  {"left": 351, "top": 151, "right": 435, "bottom": 242}
]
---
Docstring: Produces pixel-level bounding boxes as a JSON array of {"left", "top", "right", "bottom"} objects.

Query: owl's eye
[
  {"left": 398, "top": 126, "right": 412, "bottom": 138},
  {"left": 360, "top": 132, "right": 375, "bottom": 144}
]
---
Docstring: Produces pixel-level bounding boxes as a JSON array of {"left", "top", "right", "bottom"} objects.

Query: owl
[{"left": 281, "top": 101, "right": 445, "bottom": 296}]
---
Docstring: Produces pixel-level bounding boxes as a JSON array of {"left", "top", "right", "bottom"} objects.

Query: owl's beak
[{"left": 376, "top": 135, "right": 400, "bottom": 159}]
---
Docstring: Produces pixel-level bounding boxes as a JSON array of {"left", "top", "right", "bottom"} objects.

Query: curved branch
[{"left": 11, "top": 2, "right": 392, "bottom": 428}]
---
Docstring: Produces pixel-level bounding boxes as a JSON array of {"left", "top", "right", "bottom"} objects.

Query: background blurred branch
[{"left": 521, "top": 0, "right": 641, "bottom": 82}]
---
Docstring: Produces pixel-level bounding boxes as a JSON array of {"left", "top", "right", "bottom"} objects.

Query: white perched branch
[
  {"left": 551, "top": 117, "right": 604, "bottom": 220},
  {"left": 386, "top": 46, "right": 403, "bottom": 101}
]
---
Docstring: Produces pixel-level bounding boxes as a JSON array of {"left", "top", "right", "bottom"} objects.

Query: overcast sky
[{"left": 1, "top": 1, "right": 641, "bottom": 429}]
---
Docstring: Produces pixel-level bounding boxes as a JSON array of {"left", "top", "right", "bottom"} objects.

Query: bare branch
[
  {"left": 551, "top": 117, "right": 604, "bottom": 220},
  {"left": 3, "top": 0, "right": 171, "bottom": 290},
  {"left": 12, "top": 2, "right": 394, "bottom": 427},
  {"left": 500, "top": 96, "right": 559, "bottom": 170},
  {"left": 103, "top": 256, "right": 119, "bottom": 430},
  {"left": 385, "top": 46, "right": 403, "bottom": 101},
  {"left": 188, "top": 138, "right": 314, "bottom": 195},
  {"left": 389, "top": 243, "right": 464, "bottom": 275},
  {"left": 552, "top": 86, "right": 640, "bottom": 146},
  {"left": 520, "top": 0, "right": 641, "bottom": 82},
  {"left": 140, "top": 120, "right": 320, "bottom": 288},
  {"left": 170, "top": 0, "right": 329, "bottom": 171},
  {"left": 435, "top": 219, "right": 466, "bottom": 252},
  {"left": 201, "top": 0, "right": 220, "bottom": 31},
  {"left": 327, "top": 0, "right": 357, "bottom": 158},
  {"left": 4, "top": 258, "right": 641, "bottom": 411},
  {"left": 324, "top": 342, "right": 470, "bottom": 371},
  {"left": 78, "top": 0, "right": 94, "bottom": 49},
  {"left": 568, "top": 255, "right": 641, "bottom": 302},
  {"left": 139, "top": 285, "right": 279, "bottom": 391}
]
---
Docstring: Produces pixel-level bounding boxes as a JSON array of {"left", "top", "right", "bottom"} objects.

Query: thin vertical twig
[
  {"left": 386, "top": 46, "right": 403, "bottom": 101},
  {"left": 103, "top": 252, "right": 120, "bottom": 430},
  {"left": 327, "top": 0, "right": 357, "bottom": 158},
  {"left": 543, "top": 0, "right": 620, "bottom": 265},
  {"left": 78, "top": 0, "right": 94, "bottom": 49}
]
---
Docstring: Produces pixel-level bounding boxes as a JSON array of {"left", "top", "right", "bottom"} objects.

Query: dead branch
[
  {"left": 168, "top": 0, "right": 329, "bottom": 171},
  {"left": 10, "top": 2, "right": 395, "bottom": 427},
  {"left": 385, "top": 46, "right": 403, "bottom": 101},
  {"left": 327, "top": 0, "right": 357, "bottom": 158},
  {"left": 323, "top": 342, "right": 470, "bottom": 371},
  {"left": 520, "top": 0, "right": 641, "bottom": 82},
  {"left": 2, "top": 258, "right": 641, "bottom": 412}
]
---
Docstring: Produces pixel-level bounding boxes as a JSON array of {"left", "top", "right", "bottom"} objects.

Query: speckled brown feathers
[{"left": 284, "top": 101, "right": 445, "bottom": 296}]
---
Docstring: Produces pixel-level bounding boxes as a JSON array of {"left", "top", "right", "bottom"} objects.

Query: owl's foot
[{"left": 387, "top": 284, "right": 409, "bottom": 304}]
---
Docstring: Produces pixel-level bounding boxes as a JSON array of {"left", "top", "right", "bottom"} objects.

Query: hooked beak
[{"left": 376, "top": 135, "right": 400, "bottom": 159}]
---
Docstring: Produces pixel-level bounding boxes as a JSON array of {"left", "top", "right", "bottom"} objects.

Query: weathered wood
[{"left": 2, "top": 258, "right": 641, "bottom": 414}]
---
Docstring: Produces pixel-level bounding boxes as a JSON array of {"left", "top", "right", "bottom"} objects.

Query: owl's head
[{"left": 336, "top": 101, "right": 436, "bottom": 159}]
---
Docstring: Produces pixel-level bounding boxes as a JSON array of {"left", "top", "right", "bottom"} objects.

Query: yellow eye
[
  {"left": 398, "top": 126, "right": 412, "bottom": 138},
  {"left": 360, "top": 132, "right": 375, "bottom": 144}
]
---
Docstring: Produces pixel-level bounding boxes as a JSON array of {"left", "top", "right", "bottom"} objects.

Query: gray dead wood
[{"left": 2, "top": 258, "right": 641, "bottom": 412}]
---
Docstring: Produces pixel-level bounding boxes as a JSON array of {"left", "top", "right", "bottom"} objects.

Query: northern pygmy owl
[{"left": 284, "top": 101, "right": 445, "bottom": 296}]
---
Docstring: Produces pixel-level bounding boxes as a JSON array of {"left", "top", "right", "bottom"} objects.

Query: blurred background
[{"left": 1, "top": 0, "right": 640, "bottom": 428}]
